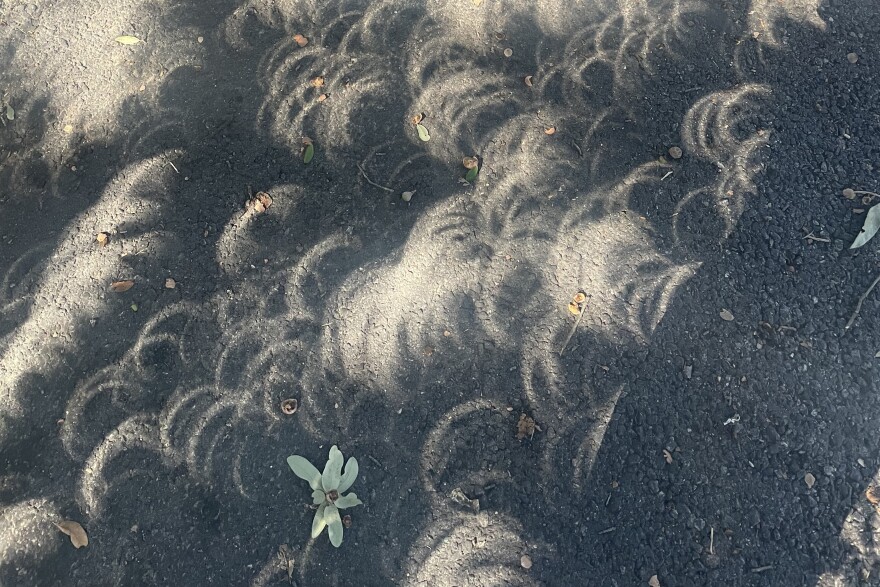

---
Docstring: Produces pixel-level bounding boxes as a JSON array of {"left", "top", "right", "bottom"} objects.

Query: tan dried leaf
[
  {"left": 293, "top": 34, "right": 309, "bottom": 47},
  {"left": 317, "top": 93, "right": 328, "bottom": 102},
  {"left": 524, "top": 75, "right": 533, "bottom": 87},
  {"left": 301, "top": 136, "right": 313, "bottom": 146},
  {"left": 842, "top": 188, "right": 856, "bottom": 200},
  {"left": 572, "top": 292, "right": 586, "bottom": 304},
  {"left": 411, "top": 112, "right": 424, "bottom": 125},
  {"left": 96, "top": 232, "right": 110, "bottom": 247},
  {"left": 719, "top": 309, "right": 734, "bottom": 322},
  {"left": 568, "top": 301, "right": 582, "bottom": 315},
  {"left": 648, "top": 575, "right": 661, "bottom": 587},
  {"left": 520, "top": 555, "right": 533, "bottom": 569},
  {"left": 164, "top": 278, "right": 176, "bottom": 289},
  {"left": 55, "top": 520, "right": 88, "bottom": 548},
  {"left": 462, "top": 157, "right": 479, "bottom": 170},
  {"left": 866, "top": 486, "right": 880, "bottom": 505},
  {"left": 668, "top": 146, "right": 683, "bottom": 159},
  {"left": 544, "top": 126, "right": 556, "bottom": 135},
  {"left": 310, "top": 76, "right": 324, "bottom": 88},
  {"left": 256, "top": 192, "right": 272, "bottom": 210},
  {"left": 516, "top": 413, "right": 537, "bottom": 439},
  {"left": 663, "top": 449, "right": 673, "bottom": 464},
  {"left": 804, "top": 472, "right": 816, "bottom": 489},
  {"left": 110, "top": 280, "right": 134, "bottom": 293}
]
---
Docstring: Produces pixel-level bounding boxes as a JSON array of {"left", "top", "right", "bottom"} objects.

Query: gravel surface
[{"left": 2, "top": 0, "right": 880, "bottom": 585}]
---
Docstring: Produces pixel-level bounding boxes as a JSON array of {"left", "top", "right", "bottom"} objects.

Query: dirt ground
[{"left": 2, "top": 0, "right": 880, "bottom": 585}]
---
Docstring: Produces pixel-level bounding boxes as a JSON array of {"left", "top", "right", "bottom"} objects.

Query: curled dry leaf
[
  {"left": 524, "top": 75, "right": 533, "bottom": 87},
  {"left": 280, "top": 398, "right": 298, "bottom": 415},
  {"left": 842, "top": 188, "right": 856, "bottom": 200},
  {"left": 110, "top": 280, "right": 134, "bottom": 293},
  {"left": 719, "top": 309, "right": 734, "bottom": 322},
  {"left": 850, "top": 203, "right": 880, "bottom": 248},
  {"left": 568, "top": 301, "right": 582, "bottom": 315},
  {"left": 164, "top": 278, "right": 176, "bottom": 289},
  {"left": 573, "top": 292, "right": 586, "bottom": 304},
  {"left": 55, "top": 520, "right": 88, "bottom": 548},
  {"left": 317, "top": 93, "right": 328, "bottom": 102},
  {"left": 310, "top": 76, "right": 324, "bottom": 88},
  {"left": 342, "top": 515, "right": 352, "bottom": 528},
  {"left": 401, "top": 191, "right": 415, "bottom": 202},
  {"left": 96, "top": 232, "right": 110, "bottom": 247},
  {"left": 516, "top": 413, "right": 539, "bottom": 439},
  {"left": 866, "top": 486, "right": 880, "bottom": 505},
  {"left": 293, "top": 34, "right": 308, "bottom": 47},
  {"left": 648, "top": 575, "right": 661, "bottom": 587},
  {"left": 520, "top": 555, "right": 533, "bottom": 569},
  {"left": 462, "top": 157, "right": 479, "bottom": 170},
  {"left": 662, "top": 449, "right": 673, "bottom": 464},
  {"left": 668, "top": 146, "right": 683, "bottom": 159},
  {"left": 544, "top": 126, "right": 556, "bottom": 135},
  {"left": 411, "top": 112, "right": 424, "bottom": 125}
]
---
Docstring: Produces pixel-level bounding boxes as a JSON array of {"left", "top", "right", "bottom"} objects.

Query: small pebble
[
  {"left": 520, "top": 554, "right": 532, "bottom": 569},
  {"left": 805, "top": 472, "right": 816, "bottom": 489},
  {"left": 847, "top": 52, "right": 858, "bottom": 64},
  {"left": 503, "top": 48, "right": 513, "bottom": 58},
  {"left": 668, "top": 146, "right": 683, "bottom": 159},
  {"left": 197, "top": 36, "right": 204, "bottom": 43}
]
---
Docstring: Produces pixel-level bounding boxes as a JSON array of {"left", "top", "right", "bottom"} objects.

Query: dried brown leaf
[
  {"left": 648, "top": 575, "right": 661, "bottom": 587},
  {"left": 342, "top": 514, "right": 352, "bottom": 528},
  {"left": 55, "top": 520, "right": 88, "bottom": 548},
  {"left": 293, "top": 34, "right": 308, "bottom": 47},
  {"left": 96, "top": 232, "right": 110, "bottom": 247},
  {"left": 842, "top": 188, "right": 856, "bottom": 200},
  {"left": 866, "top": 486, "right": 880, "bottom": 505},
  {"left": 411, "top": 112, "right": 424, "bottom": 125},
  {"left": 310, "top": 76, "right": 324, "bottom": 88},
  {"left": 520, "top": 555, "right": 533, "bottom": 569},
  {"left": 804, "top": 472, "right": 816, "bottom": 488},
  {"left": 544, "top": 126, "right": 556, "bottom": 135},
  {"left": 568, "top": 301, "right": 582, "bottom": 315},
  {"left": 256, "top": 192, "right": 272, "bottom": 210},
  {"left": 317, "top": 93, "right": 328, "bottom": 102},
  {"left": 572, "top": 292, "right": 586, "bottom": 304},
  {"left": 524, "top": 75, "right": 533, "bottom": 87},
  {"left": 516, "top": 413, "right": 537, "bottom": 439},
  {"left": 462, "top": 157, "right": 479, "bottom": 170},
  {"left": 110, "top": 280, "right": 134, "bottom": 293},
  {"left": 164, "top": 278, "right": 176, "bottom": 289},
  {"left": 662, "top": 449, "right": 673, "bottom": 464}
]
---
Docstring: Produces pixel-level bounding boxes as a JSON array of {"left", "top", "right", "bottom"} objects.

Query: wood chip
[
  {"left": 55, "top": 520, "right": 88, "bottom": 548},
  {"left": 110, "top": 280, "right": 134, "bottom": 293},
  {"left": 804, "top": 472, "right": 816, "bottom": 489}
]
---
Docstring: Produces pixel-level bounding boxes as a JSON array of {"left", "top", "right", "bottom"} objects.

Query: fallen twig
[
  {"left": 845, "top": 272, "right": 880, "bottom": 331},
  {"left": 802, "top": 232, "right": 830, "bottom": 243},
  {"left": 709, "top": 527, "right": 714, "bottom": 555},
  {"left": 559, "top": 303, "right": 586, "bottom": 356},
  {"left": 750, "top": 565, "right": 774, "bottom": 574},
  {"left": 357, "top": 163, "right": 394, "bottom": 193}
]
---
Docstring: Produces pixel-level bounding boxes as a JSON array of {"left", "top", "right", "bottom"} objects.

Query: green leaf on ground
[
  {"left": 5, "top": 105, "right": 13, "bottom": 121},
  {"left": 303, "top": 143, "right": 314, "bottom": 164},
  {"left": 115, "top": 35, "right": 141, "bottom": 45},
  {"left": 416, "top": 123, "right": 430, "bottom": 142},
  {"left": 850, "top": 204, "right": 880, "bottom": 249},
  {"left": 465, "top": 166, "right": 479, "bottom": 182}
]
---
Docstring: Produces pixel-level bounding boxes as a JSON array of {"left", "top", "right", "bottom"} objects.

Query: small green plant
[{"left": 287, "top": 445, "right": 362, "bottom": 547}]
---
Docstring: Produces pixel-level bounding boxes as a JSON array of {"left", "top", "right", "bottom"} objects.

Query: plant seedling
[{"left": 287, "top": 445, "right": 362, "bottom": 547}]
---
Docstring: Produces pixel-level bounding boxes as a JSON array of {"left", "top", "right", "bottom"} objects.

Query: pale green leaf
[
  {"left": 325, "top": 505, "right": 343, "bottom": 547},
  {"left": 115, "top": 35, "right": 141, "bottom": 45},
  {"left": 334, "top": 492, "right": 362, "bottom": 509},
  {"left": 311, "top": 504, "right": 327, "bottom": 538},
  {"left": 416, "top": 123, "right": 430, "bottom": 142},
  {"left": 288, "top": 455, "right": 322, "bottom": 490},
  {"left": 851, "top": 204, "right": 880, "bottom": 249},
  {"left": 465, "top": 166, "right": 478, "bottom": 182},
  {"left": 338, "top": 457, "right": 359, "bottom": 493},
  {"left": 321, "top": 445, "right": 343, "bottom": 492},
  {"left": 5, "top": 105, "right": 13, "bottom": 121},
  {"left": 303, "top": 143, "right": 314, "bottom": 164},
  {"left": 312, "top": 489, "right": 325, "bottom": 505}
]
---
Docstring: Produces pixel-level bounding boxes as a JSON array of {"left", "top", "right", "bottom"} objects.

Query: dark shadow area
[{"left": 1, "top": 0, "right": 879, "bottom": 585}]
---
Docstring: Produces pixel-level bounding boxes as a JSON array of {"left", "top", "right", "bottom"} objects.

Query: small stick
[
  {"left": 571, "top": 140, "right": 583, "bottom": 157},
  {"left": 168, "top": 161, "right": 179, "bottom": 173},
  {"left": 751, "top": 565, "right": 774, "bottom": 574},
  {"left": 357, "top": 163, "right": 394, "bottom": 193},
  {"left": 802, "top": 232, "right": 830, "bottom": 243},
  {"left": 660, "top": 171, "right": 673, "bottom": 181},
  {"left": 605, "top": 492, "right": 612, "bottom": 506},
  {"left": 559, "top": 304, "right": 585, "bottom": 356},
  {"left": 598, "top": 526, "right": 616, "bottom": 535},
  {"left": 852, "top": 190, "right": 880, "bottom": 198},
  {"left": 709, "top": 527, "right": 714, "bottom": 555},
  {"left": 845, "top": 272, "right": 880, "bottom": 331},
  {"left": 367, "top": 454, "right": 384, "bottom": 468}
]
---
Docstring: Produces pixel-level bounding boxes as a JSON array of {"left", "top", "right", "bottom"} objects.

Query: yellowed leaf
[
  {"left": 110, "top": 280, "right": 134, "bottom": 293},
  {"left": 114, "top": 35, "right": 141, "bottom": 45},
  {"left": 55, "top": 520, "right": 88, "bottom": 548}
]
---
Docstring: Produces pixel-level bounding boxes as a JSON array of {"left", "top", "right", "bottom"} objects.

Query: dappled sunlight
[
  {"left": 0, "top": 499, "right": 61, "bottom": 582},
  {"left": 749, "top": 0, "right": 825, "bottom": 47}
]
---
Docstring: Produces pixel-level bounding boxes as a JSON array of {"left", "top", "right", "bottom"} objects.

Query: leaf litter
[{"left": 55, "top": 520, "right": 88, "bottom": 548}]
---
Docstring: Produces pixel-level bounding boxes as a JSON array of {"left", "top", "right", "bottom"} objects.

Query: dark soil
[{"left": 2, "top": 0, "right": 880, "bottom": 585}]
